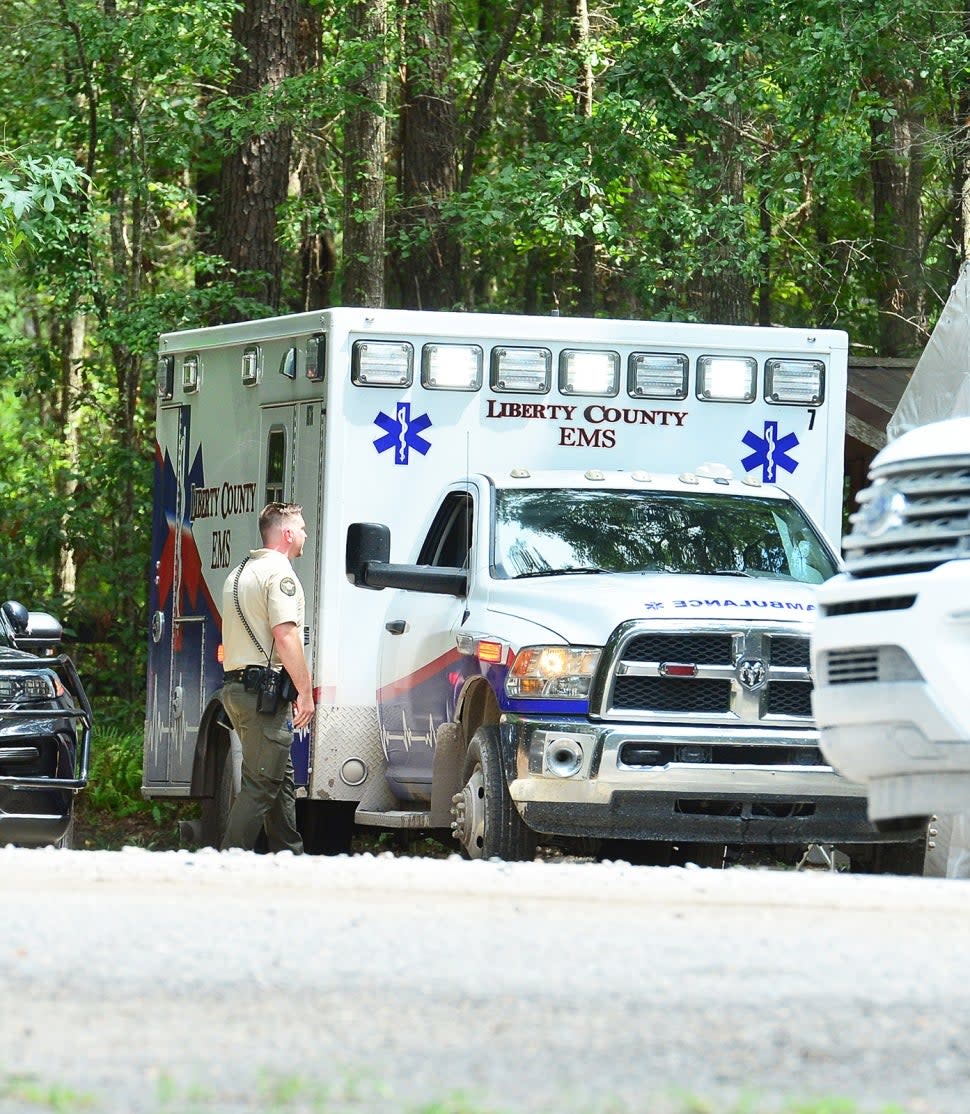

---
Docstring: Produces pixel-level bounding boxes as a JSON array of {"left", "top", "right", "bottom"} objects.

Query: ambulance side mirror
[
  {"left": 345, "top": 522, "right": 468, "bottom": 597},
  {"left": 346, "top": 523, "right": 391, "bottom": 589}
]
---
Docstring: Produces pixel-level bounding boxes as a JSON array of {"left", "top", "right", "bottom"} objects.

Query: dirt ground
[{"left": 72, "top": 797, "right": 188, "bottom": 852}]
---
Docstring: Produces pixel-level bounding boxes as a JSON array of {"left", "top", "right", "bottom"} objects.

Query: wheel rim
[{"left": 452, "top": 763, "right": 486, "bottom": 858}]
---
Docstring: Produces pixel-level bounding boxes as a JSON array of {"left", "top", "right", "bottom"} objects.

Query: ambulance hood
[{"left": 485, "top": 572, "right": 818, "bottom": 644}]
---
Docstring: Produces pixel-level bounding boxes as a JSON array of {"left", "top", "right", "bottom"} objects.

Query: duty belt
[{"left": 223, "top": 668, "right": 258, "bottom": 683}]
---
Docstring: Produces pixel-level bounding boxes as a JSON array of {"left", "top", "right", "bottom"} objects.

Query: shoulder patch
[{"left": 280, "top": 577, "right": 297, "bottom": 597}]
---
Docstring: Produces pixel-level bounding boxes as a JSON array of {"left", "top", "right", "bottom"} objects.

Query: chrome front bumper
[{"left": 505, "top": 715, "right": 879, "bottom": 844}]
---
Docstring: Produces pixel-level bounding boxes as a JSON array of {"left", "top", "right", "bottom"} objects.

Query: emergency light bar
[
  {"left": 765, "top": 358, "right": 825, "bottom": 405},
  {"left": 628, "top": 352, "right": 689, "bottom": 399},
  {"left": 490, "top": 346, "right": 552, "bottom": 393},
  {"left": 697, "top": 355, "right": 756, "bottom": 402},
  {"left": 559, "top": 349, "right": 620, "bottom": 396},
  {"left": 351, "top": 340, "right": 413, "bottom": 386},
  {"left": 422, "top": 343, "right": 483, "bottom": 390}
]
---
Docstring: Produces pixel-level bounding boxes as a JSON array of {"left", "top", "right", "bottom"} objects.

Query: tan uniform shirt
[{"left": 221, "top": 548, "right": 305, "bottom": 671}]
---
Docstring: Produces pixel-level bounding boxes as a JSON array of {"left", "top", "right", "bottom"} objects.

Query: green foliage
[
  {"left": 0, "top": 0, "right": 964, "bottom": 754},
  {"left": 0, "top": 149, "right": 86, "bottom": 262},
  {"left": 85, "top": 726, "right": 150, "bottom": 817}
]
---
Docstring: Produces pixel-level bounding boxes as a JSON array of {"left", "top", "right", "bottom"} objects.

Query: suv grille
[
  {"left": 596, "top": 623, "right": 814, "bottom": 724},
  {"left": 844, "top": 454, "right": 970, "bottom": 577},
  {"left": 819, "top": 645, "right": 922, "bottom": 686}
]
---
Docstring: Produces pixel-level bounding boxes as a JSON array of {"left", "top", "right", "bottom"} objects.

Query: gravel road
[{"left": 2, "top": 847, "right": 969, "bottom": 1114}]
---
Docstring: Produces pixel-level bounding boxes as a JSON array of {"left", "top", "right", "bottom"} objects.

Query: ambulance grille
[{"left": 595, "top": 622, "right": 814, "bottom": 725}]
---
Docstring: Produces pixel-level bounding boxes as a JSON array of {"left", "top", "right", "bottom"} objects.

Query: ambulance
[{"left": 143, "top": 307, "right": 922, "bottom": 866}]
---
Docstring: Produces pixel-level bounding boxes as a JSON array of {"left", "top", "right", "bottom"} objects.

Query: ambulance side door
[
  {"left": 376, "top": 488, "right": 474, "bottom": 803},
  {"left": 259, "top": 401, "right": 325, "bottom": 786},
  {"left": 146, "top": 403, "right": 190, "bottom": 787}
]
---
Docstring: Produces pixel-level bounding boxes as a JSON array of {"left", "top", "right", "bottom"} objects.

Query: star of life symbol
[
  {"left": 373, "top": 402, "right": 432, "bottom": 465},
  {"left": 741, "top": 420, "right": 799, "bottom": 483}
]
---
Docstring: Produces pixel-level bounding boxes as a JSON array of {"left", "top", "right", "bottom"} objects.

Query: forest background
[{"left": 0, "top": 0, "right": 968, "bottom": 788}]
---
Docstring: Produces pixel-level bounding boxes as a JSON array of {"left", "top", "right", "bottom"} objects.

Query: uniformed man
[{"left": 219, "top": 502, "right": 314, "bottom": 853}]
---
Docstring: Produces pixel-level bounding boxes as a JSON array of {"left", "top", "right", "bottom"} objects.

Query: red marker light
[{"left": 659, "top": 662, "right": 697, "bottom": 677}]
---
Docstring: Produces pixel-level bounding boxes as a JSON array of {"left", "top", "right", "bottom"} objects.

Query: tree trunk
[
  {"left": 522, "top": 0, "right": 562, "bottom": 315},
  {"left": 53, "top": 313, "right": 85, "bottom": 607},
  {"left": 697, "top": 102, "right": 751, "bottom": 324},
  {"left": 342, "top": 0, "right": 387, "bottom": 307},
  {"left": 958, "top": 1, "right": 970, "bottom": 263},
  {"left": 870, "top": 94, "right": 926, "bottom": 355},
  {"left": 213, "top": 0, "right": 300, "bottom": 316},
  {"left": 290, "top": 0, "right": 335, "bottom": 311},
  {"left": 396, "top": 0, "right": 461, "bottom": 309},
  {"left": 572, "top": 0, "right": 596, "bottom": 316}
]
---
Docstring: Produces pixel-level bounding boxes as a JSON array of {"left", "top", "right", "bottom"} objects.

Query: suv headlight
[
  {"left": 0, "top": 670, "right": 64, "bottom": 703},
  {"left": 505, "top": 646, "right": 601, "bottom": 700}
]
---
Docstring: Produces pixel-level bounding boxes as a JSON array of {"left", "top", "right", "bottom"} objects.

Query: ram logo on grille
[{"left": 737, "top": 658, "right": 767, "bottom": 690}]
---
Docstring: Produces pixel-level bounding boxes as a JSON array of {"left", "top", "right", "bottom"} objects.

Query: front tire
[
  {"left": 451, "top": 726, "right": 537, "bottom": 862},
  {"left": 54, "top": 812, "right": 75, "bottom": 849}
]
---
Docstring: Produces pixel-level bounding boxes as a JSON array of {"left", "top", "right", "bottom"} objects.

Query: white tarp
[{"left": 887, "top": 260, "right": 970, "bottom": 441}]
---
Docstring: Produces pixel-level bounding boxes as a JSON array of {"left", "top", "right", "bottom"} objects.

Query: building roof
[{"left": 846, "top": 357, "right": 915, "bottom": 451}]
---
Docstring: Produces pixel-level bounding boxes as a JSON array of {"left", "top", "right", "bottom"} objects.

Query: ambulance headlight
[
  {"left": 352, "top": 340, "right": 414, "bottom": 387},
  {"left": 628, "top": 352, "right": 688, "bottom": 399},
  {"left": 559, "top": 350, "right": 620, "bottom": 396},
  {"left": 490, "top": 347, "right": 552, "bottom": 393},
  {"left": 697, "top": 356, "right": 756, "bottom": 402},
  {"left": 506, "top": 646, "right": 601, "bottom": 700},
  {"left": 765, "top": 358, "right": 825, "bottom": 405},
  {"left": 421, "top": 343, "right": 483, "bottom": 390}
]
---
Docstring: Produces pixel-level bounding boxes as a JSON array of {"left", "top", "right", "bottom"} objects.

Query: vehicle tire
[
  {"left": 55, "top": 813, "right": 75, "bottom": 850},
  {"left": 451, "top": 726, "right": 537, "bottom": 861},
  {"left": 199, "top": 731, "right": 240, "bottom": 848}
]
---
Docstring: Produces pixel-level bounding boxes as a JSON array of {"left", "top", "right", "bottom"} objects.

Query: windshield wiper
[
  {"left": 707, "top": 569, "right": 755, "bottom": 578},
  {"left": 513, "top": 566, "right": 606, "bottom": 579}
]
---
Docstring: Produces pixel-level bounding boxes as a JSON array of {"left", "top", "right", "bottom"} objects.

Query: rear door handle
[{"left": 385, "top": 620, "right": 407, "bottom": 635}]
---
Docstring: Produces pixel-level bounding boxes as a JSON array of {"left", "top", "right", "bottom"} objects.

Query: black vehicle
[{"left": 0, "top": 599, "right": 92, "bottom": 848}]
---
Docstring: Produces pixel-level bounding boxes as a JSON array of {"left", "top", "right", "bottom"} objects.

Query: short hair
[{"left": 259, "top": 502, "right": 303, "bottom": 544}]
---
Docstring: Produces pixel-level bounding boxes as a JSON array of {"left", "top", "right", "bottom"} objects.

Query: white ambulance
[{"left": 143, "top": 307, "right": 922, "bottom": 866}]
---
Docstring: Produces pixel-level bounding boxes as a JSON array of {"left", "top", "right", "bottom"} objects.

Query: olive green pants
[{"left": 221, "top": 682, "right": 304, "bottom": 854}]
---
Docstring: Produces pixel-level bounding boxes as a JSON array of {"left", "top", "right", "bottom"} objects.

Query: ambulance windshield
[{"left": 492, "top": 488, "right": 837, "bottom": 585}]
